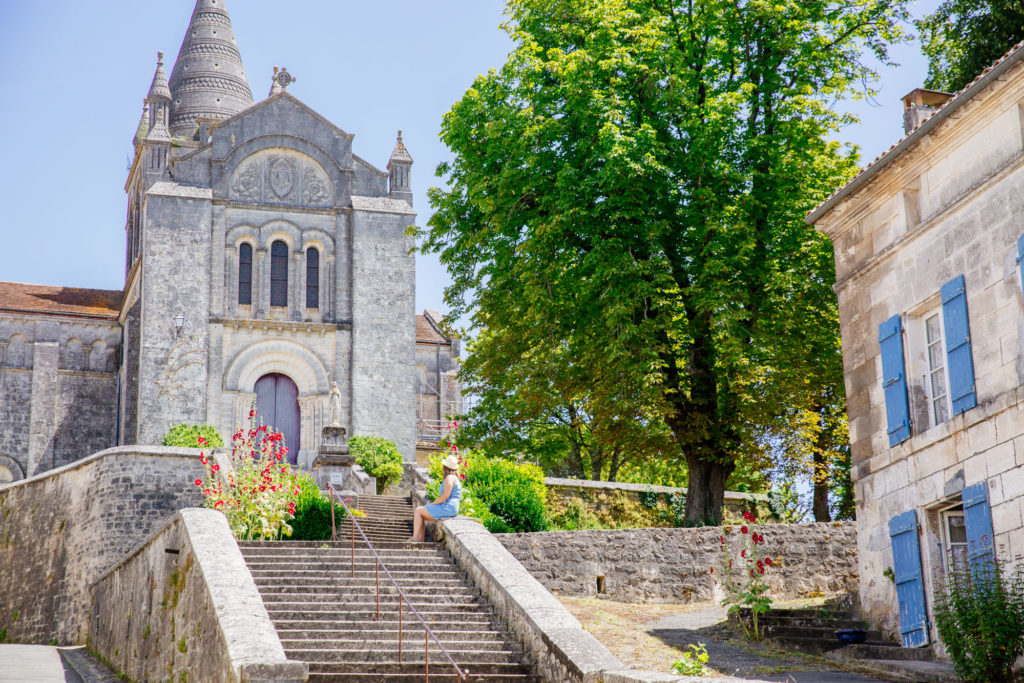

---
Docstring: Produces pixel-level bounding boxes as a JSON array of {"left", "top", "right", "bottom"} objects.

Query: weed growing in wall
[
  {"left": 193, "top": 409, "right": 300, "bottom": 540},
  {"left": 713, "top": 510, "right": 776, "bottom": 640}
]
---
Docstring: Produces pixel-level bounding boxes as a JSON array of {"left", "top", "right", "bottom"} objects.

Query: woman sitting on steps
[{"left": 411, "top": 454, "right": 461, "bottom": 542}]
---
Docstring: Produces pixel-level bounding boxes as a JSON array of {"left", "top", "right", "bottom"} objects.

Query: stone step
[
  {"left": 307, "top": 673, "right": 533, "bottom": 682},
  {"left": 286, "top": 648, "right": 521, "bottom": 664},
  {"left": 762, "top": 624, "right": 886, "bottom": 641},
  {"left": 281, "top": 637, "right": 510, "bottom": 650},
  {"left": 243, "top": 561, "right": 452, "bottom": 573},
  {"left": 240, "top": 540, "right": 435, "bottom": 550},
  {"left": 269, "top": 617, "right": 496, "bottom": 631},
  {"left": 265, "top": 606, "right": 492, "bottom": 621},
  {"left": 307, "top": 660, "right": 529, "bottom": 675},
  {"left": 241, "top": 547, "right": 445, "bottom": 559},
  {"left": 264, "top": 599, "right": 489, "bottom": 612},
  {"left": 251, "top": 571, "right": 466, "bottom": 584},
  {"left": 830, "top": 643, "right": 934, "bottom": 662},
  {"left": 262, "top": 592, "right": 481, "bottom": 606},
  {"left": 258, "top": 584, "right": 479, "bottom": 597},
  {"left": 254, "top": 577, "right": 470, "bottom": 590},
  {"left": 276, "top": 629, "right": 508, "bottom": 643},
  {"left": 765, "top": 635, "right": 895, "bottom": 655}
]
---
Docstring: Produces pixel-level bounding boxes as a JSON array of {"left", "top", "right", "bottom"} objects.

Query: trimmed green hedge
[{"left": 161, "top": 424, "right": 224, "bottom": 448}]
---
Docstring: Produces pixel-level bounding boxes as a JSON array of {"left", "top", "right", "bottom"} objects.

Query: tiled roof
[
  {"left": 0, "top": 282, "right": 122, "bottom": 319},
  {"left": 416, "top": 314, "right": 448, "bottom": 343},
  {"left": 807, "top": 39, "right": 1024, "bottom": 224}
]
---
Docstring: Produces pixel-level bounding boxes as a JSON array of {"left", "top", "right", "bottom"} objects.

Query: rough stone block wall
[
  {"left": 497, "top": 522, "right": 858, "bottom": 604},
  {"left": 90, "top": 509, "right": 305, "bottom": 683},
  {"left": 0, "top": 369, "right": 31, "bottom": 471},
  {"left": 350, "top": 208, "right": 416, "bottom": 461},
  {"left": 0, "top": 447, "right": 203, "bottom": 644},
  {"left": 137, "top": 192, "right": 213, "bottom": 445},
  {"left": 52, "top": 373, "right": 117, "bottom": 470}
]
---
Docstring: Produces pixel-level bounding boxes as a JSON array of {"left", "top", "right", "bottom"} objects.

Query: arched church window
[
  {"left": 270, "top": 240, "right": 288, "bottom": 307},
  {"left": 306, "top": 247, "right": 319, "bottom": 309},
  {"left": 238, "top": 243, "right": 253, "bottom": 305}
]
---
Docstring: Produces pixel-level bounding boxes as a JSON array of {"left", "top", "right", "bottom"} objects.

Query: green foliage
[
  {"left": 349, "top": 436, "right": 404, "bottom": 494},
  {"left": 933, "top": 555, "right": 1024, "bottom": 683},
  {"left": 548, "top": 497, "right": 605, "bottom": 530},
  {"left": 767, "top": 482, "right": 808, "bottom": 523},
  {"left": 420, "top": 0, "right": 907, "bottom": 525},
  {"left": 289, "top": 474, "right": 348, "bottom": 541},
  {"left": 918, "top": 2, "right": 1024, "bottom": 93},
  {"left": 430, "top": 451, "right": 548, "bottom": 533},
  {"left": 639, "top": 487, "right": 660, "bottom": 510},
  {"left": 671, "top": 643, "right": 710, "bottom": 676},
  {"left": 162, "top": 424, "right": 224, "bottom": 448}
]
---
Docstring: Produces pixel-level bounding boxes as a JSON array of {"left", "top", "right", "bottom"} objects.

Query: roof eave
[{"left": 806, "top": 44, "right": 1024, "bottom": 227}]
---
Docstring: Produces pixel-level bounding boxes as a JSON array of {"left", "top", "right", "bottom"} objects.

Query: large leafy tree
[
  {"left": 918, "top": 2, "right": 1024, "bottom": 93},
  {"left": 422, "top": 0, "right": 907, "bottom": 524}
]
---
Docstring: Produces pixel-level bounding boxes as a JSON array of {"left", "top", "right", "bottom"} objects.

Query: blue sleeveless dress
[{"left": 424, "top": 476, "right": 461, "bottom": 519}]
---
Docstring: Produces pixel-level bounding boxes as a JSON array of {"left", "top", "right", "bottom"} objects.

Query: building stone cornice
[
  {"left": 213, "top": 317, "right": 352, "bottom": 334},
  {"left": 211, "top": 199, "right": 344, "bottom": 216}
]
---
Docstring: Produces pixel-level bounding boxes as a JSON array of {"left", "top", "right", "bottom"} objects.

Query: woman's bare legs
[{"left": 412, "top": 506, "right": 436, "bottom": 542}]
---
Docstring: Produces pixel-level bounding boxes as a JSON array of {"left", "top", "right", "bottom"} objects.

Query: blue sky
[{"left": 0, "top": 0, "right": 938, "bottom": 316}]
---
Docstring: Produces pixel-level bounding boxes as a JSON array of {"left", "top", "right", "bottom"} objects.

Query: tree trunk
[
  {"left": 684, "top": 454, "right": 734, "bottom": 526},
  {"left": 812, "top": 437, "right": 831, "bottom": 523}
]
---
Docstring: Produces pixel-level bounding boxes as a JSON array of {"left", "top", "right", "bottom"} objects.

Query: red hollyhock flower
[
  {"left": 743, "top": 510, "right": 755, "bottom": 522},
  {"left": 741, "top": 525, "right": 749, "bottom": 534},
  {"left": 741, "top": 549, "right": 747, "bottom": 558},
  {"left": 197, "top": 436, "right": 206, "bottom": 446},
  {"left": 194, "top": 478, "right": 202, "bottom": 486},
  {"left": 211, "top": 464, "right": 220, "bottom": 472},
  {"left": 710, "top": 567, "right": 714, "bottom": 574},
  {"left": 758, "top": 566, "right": 765, "bottom": 574},
  {"left": 764, "top": 557, "right": 773, "bottom": 566}
]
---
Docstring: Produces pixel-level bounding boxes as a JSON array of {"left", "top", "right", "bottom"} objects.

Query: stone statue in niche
[
  {"left": 328, "top": 381, "right": 342, "bottom": 428},
  {"left": 303, "top": 166, "right": 329, "bottom": 205},
  {"left": 231, "top": 161, "right": 260, "bottom": 201},
  {"left": 267, "top": 156, "right": 295, "bottom": 199}
]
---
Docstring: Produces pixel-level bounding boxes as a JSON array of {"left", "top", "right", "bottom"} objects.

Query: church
[{"left": 0, "top": 0, "right": 458, "bottom": 481}]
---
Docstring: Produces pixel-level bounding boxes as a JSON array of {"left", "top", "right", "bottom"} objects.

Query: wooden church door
[{"left": 254, "top": 373, "right": 300, "bottom": 464}]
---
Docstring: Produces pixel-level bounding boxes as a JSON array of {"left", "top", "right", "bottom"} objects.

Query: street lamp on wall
[{"left": 174, "top": 312, "right": 184, "bottom": 337}]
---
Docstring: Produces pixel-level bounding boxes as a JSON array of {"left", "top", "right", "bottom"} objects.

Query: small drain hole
[{"left": 596, "top": 576, "right": 606, "bottom": 594}]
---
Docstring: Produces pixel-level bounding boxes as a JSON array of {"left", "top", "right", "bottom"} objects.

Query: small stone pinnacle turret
[{"left": 387, "top": 130, "right": 413, "bottom": 206}]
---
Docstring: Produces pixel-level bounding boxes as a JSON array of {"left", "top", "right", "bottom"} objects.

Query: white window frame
[
  {"left": 937, "top": 501, "right": 967, "bottom": 576},
  {"left": 906, "top": 298, "right": 954, "bottom": 431}
]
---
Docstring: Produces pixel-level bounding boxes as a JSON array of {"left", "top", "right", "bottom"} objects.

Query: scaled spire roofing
[
  {"left": 168, "top": 0, "right": 254, "bottom": 139},
  {"left": 388, "top": 130, "right": 413, "bottom": 167},
  {"left": 147, "top": 52, "right": 171, "bottom": 101}
]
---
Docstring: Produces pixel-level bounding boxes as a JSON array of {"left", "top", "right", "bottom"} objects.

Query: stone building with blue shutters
[
  {"left": 0, "top": 0, "right": 461, "bottom": 481},
  {"left": 808, "top": 44, "right": 1024, "bottom": 651}
]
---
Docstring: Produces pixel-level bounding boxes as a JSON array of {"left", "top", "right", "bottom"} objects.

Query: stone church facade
[
  {"left": 809, "top": 43, "right": 1024, "bottom": 649},
  {"left": 0, "top": 0, "right": 455, "bottom": 480}
]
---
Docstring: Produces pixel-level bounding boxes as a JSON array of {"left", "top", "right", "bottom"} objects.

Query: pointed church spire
[
  {"left": 388, "top": 130, "right": 414, "bottom": 206},
  {"left": 168, "top": 0, "right": 254, "bottom": 140},
  {"left": 147, "top": 51, "right": 171, "bottom": 101},
  {"left": 388, "top": 130, "right": 414, "bottom": 166}
]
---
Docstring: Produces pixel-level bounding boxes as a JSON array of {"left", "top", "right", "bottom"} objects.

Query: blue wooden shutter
[
  {"left": 879, "top": 315, "right": 911, "bottom": 446},
  {"left": 1018, "top": 235, "right": 1024, "bottom": 300},
  {"left": 962, "top": 481, "right": 995, "bottom": 571},
  {"left": 889, "top": 510, "right": 930, "bottom": 648},
  {"left": 941, "top": 274, "right": 977, "bottom": 415}
]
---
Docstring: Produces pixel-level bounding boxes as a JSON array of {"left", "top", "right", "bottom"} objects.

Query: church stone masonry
[{"left": 0, "top": 0, "right": 439, "bottom": 478}]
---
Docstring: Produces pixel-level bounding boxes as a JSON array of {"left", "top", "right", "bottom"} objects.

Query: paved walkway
[
  {"left": 643, "top": 607, "right": 886, "bottom": 682},
  {"left": 0, "top": 645, "right": 118, "bottom": 683}
]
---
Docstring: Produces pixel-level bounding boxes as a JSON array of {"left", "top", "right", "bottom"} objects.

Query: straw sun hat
[{"left": 441, "top": 454, "right": 460, "bottom": 471}]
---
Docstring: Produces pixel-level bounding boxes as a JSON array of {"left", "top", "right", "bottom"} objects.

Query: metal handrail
[{"left": 326, "top": 483, "right": 468, "bottom": 683}]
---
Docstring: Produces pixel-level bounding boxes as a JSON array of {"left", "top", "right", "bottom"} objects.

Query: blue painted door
[
  {"left": 255, "top": 373, "right": 300, "bottom": 464},
  {"left": 963, "top": 481, "right": 995, "bottom": 572},
  {"left": 889, "top": 510, "right": 930, "bottom": 647}
]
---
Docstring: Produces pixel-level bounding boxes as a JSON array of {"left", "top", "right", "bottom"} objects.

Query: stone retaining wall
[
  {"left": 498, "top": 522, "right": 858, "bottom": 604},
  {"left": 90, "top": 509, "right": 306, "bottom": 683},
  {"left": 0, "top": 446, "right": 206, "bottom": 644}
]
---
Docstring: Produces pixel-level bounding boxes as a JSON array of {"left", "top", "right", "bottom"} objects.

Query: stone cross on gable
[{"left": 268, "top": 66, "right": 296, "bottom": 97}]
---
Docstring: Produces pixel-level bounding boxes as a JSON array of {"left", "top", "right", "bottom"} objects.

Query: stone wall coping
[
  {"left": 0, "top": 445, "right": 211, "bottom": 492},
  {"left": 544, "top": 477, "right": 766, "bottom": 502},
  {"left": 438, "top": 516, "right": 621, "bottom": 680},
  {"left": 92, "top": 508, "right": 307, "bottom": 682}
]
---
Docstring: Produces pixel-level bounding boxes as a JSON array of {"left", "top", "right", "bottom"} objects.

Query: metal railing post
[
  {"left": 329, "top": 485, "right": 337, "bottom": 542},
  {"left": 325, "top": 483, "right": 467, "bottom": 683}
]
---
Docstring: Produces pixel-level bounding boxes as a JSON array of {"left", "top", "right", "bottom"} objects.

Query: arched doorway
[{"left": 254, "top": 373, "right": 300, "bottom": 464}]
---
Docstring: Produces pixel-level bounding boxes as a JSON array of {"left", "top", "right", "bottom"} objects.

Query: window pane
[
  {"left": 306, "top": 248, "right": 319, "bottom": 309},
  {"left": 934, "top": 396, "right": 949, "bottom": 425},
  {"left": 947, "top": 514, "right": 967, "bottom": 544},
  {"left": 271, "top": 240, "right": 288, "bottom": 307},
  {"left": 238, "top": 243, "right": 252, "bottom": 305},
  {"left": 926, "top": 314, "right": 941, "bottom": 343},
  {"left": 928, "top": 342, "right": 944, "bottom": 370},
  {"left": 931, "top": 367, "right": 946, "bottom": 398}
]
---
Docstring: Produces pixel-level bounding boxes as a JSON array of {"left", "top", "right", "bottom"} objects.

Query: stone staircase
[{"left": 239, "top": 495, "right": 536, "bottom": 682}]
